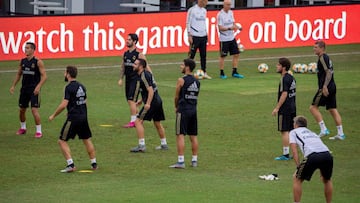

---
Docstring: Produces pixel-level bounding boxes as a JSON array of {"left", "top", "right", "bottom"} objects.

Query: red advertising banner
[{"left": 0, "top": 4, "right": 359, "bottom": 61}]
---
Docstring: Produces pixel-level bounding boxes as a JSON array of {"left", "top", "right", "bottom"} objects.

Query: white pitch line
[{"left": 1, "top": 52, "right": 359, "bottom": 73}]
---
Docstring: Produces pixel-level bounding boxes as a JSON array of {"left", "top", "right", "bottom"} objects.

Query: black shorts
[
  {"left": 296, "top": 151, "right": 333, "bottom": 181},
  {"left": 19, "top": 88, "right": 40, "bottom": 108},
  {"left": 219, "top": 39, "right": 240, "bottom": 57},
  {"left": 138, "top": 98, "right": 165, "bottom": 122},
  {"left": 59, "top": 118, "right": 92, "bottom": 141},
  {"left": 125, "top": 78, "right": 138, "bottom": 101},
  {"left": 278, "top": 112, "right": 296, "bottom": 132},
  {"left": 312, "top": 89, "right": 337, "bottom": 110},
  {"left": 175, "top": 110, "right": 198, "bottom": 136}
]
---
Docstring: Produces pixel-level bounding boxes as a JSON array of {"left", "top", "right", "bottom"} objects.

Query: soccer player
[
  {"left": 272, "top": 58, "right": 296, "bottom": 161},
  {"left": 186, "top": 0, "right": 212, "bottom": 79},
  {"left": 49, "top": 66, "right": 97, "bottom": 173},
  {"left": 170, "top": 59, "right": 200, "bottom": 169},
  {"left": 309, "top": 40, "right": 345, "bottom": 140},
  {"left": 9, "top": 42, "right": 47, "bottom": 138},
  {"left": 290, "top": 115, "right": 333, "bottom": 203},
  {"left": 118, "top": 33, "right": 151, "bottom": 128},
  {"left": 130, "top": 59, "right": 168, "bottom": 152},
  {"left": 217, "top": 0, "right": 244, "bottom": 79}
]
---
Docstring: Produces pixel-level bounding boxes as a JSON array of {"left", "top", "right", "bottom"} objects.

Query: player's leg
[
  {"left": 154, "top": 121, "right": 168, "bottom": 150},
  {"left": 199, "top": 37, "right": 210, "bottom": 79},
  {"left": 78, "top": 120, "right": 97, "bottom": 169},
  {"left": 293, "top": 176, "right": 303, "bottom": 203},
  {"left": 31, "top": 93, "right": 42, "bottom": 137},
  {"left": 83, "top": 138, "right": 97, "bottom": 169},
  {"left": 219, "top": 41, "right": 227, "bottom": 78},
  {"left": 310, "top": 90, "right": 329, "bottom": 136},
  {"left": 59, "top": 120, "right": 76, "bottom": 172},
  {"left": 319, "top": 152, "right": 333, "bottom": 203},
  {"left": 322, "top": 178, "right": 333, "bottom": 203},
  {"left": 275, "top": 114, "right": 291, "bottom": 160},
  {"left": 123, "top": 80, "right": 137, "bottom": 128},
  {"left": 169, "top": 134, "right": 185, "bottom": 168},
  {"left": 17, "top": 90, "right": 29, "bottom": 135},
  {"left": 170, "top": 112, "right": 186, "bottom": 168},
  {"left": 189, "top": 135, "right": 198, "bottom": 167},
  {"left": 229, "top": 40, "right": 243, "bottom": 78}
]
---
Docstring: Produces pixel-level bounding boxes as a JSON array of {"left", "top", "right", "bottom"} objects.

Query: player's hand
[
  {"left": 48, "top": 115, "right": 55, "bottom": 121},
  {"left": 144, "top": 104, "right": 150, "bottom": 111},
  {"left": 272, "top": 108, "right": 279, "bottom": 116},
  {"left": 118, "top": 79, "right": 123, "bottom": 86},
  {"left": 33, "top": 86, "right": 40, "bottom": 95},
  {"left": 322, "top": 86, "right": 329, "bottom": 97},
  {"left": 9, "top": 86, "right": 15, "bottom": 94},
  {"left": 188, "top": 35, "right": 193, "bottom": 44}
]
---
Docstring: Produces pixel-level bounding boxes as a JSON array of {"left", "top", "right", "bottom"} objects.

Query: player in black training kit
[
  {"left": 10, "top": 42, "right": 47, "bottom": 138},
  {"left": 118, "top": 33, "right": 152, "bottom": 128},
  {"left": 170, "top": 58, "right": 200, "bottom": 169},
  {"left": 272, "top": 57, "right": 296, "bottom": 161},
  {"left": 130, "top": 58, "right": 167, "bottom": 152},
  {"left": 49, "top": 66, "right": 97, "bottom": 173},
  {"left": 309, "top": 40, "right": 345, "bottom": 140}
]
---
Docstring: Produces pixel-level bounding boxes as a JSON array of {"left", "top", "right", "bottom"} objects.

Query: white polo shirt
[
  {"left": 289, "top": 127, "right": 330, "bottom": 158},
  {"left": 217, "top": 9, "right": 235, "bottom": 42},
  {"left": 186, "top": 4, "right": 207, "bottom": 37}
]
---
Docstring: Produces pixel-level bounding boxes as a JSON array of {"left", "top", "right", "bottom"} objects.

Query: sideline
[{"left": 1, "top": 52, "right": 359, "bottom": 73}]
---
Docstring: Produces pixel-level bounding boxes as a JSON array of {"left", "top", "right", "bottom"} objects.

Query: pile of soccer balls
[
  {"left": 292, "top": 62, "right": 318, "bottom": 74},
  {"left": 257, "top": 62, "right": 318, "bottom": 74}
]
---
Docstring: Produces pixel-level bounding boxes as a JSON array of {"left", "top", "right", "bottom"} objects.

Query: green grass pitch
[{"left": 0, "top": 44, "right": 359, "bottom": 202}]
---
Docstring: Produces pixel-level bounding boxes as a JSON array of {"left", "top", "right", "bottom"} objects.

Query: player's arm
[
  {"left": 319, "top": 55, "right": 331, "bottom": 96},
  {"left": 118, "top": 63, "right": 125, "bottom": 86},
  {"left": 174, "top": 78, "right": 184, "bottom": 111},
  {"left": 34, "top": 59, "right": 47, "bottom": 95},
  {"left": 145, "top": 85, "right": 154, "bottom": 111},
  {"left": 217, "top": 13, "right": 232, "bottom": 31},
  {"left": 186, "top": 8, "right": 193, "bottom": 44},
  {"left": 9, "top": 63, "right": 23, "bottom": 94},
  {"left": 139, "top": 53, "right": 152, "bottom": 73},
  {"left": 290, "top": 143, "right": 300, "bottom": 167},
  {"left": 49, "top": 99, "right": 69, "bottom": 121},
  {"left": 272, "top": 91, "right": 288, "bottom": 116}
]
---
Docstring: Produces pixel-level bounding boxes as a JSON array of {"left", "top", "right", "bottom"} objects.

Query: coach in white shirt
[
  {"left": 217, "top": 0, "right": 244, "bottom": 79},
  {"left": 186, "top": 0, "right": 211, "bottom": 79},
  {"left": 290, "top": 115, "right": 333, "bottom": 203}
]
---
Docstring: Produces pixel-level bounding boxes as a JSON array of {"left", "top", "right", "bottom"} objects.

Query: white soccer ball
[
  {"left": 194, "top": 69, "right": 205, "bottom": 80},
  {"left": 258, "top": 63, "right": 269, "bottom": 73},
  {"left": 298, "top": 64, "right": 308, "bottom": 73},
  {"left": 307, "top": 62, "right": 318, "bottom": 74},
  {"left": 292, "top": 63, "right": 302, "bottom": 73}
]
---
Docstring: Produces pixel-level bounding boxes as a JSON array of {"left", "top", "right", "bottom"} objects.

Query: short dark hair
[
  {"left": 26, "top": 42, "right": 36, "bottom": 50},
  {"left": 279, "top": 57, "right": 291, "bottom": 71},
  {"left": 184, "top": 58, "right": 196, "bottom": 72},
  {"left": 66, "top": 66, "right": 78, "bottom": 78},
  {"left": 294, "top": 116, "right": 307, "bottom": 127},
  {"left": 137, "top": 58, "right": 147, "bottom": 69},
  {"left": 128, "top": 33, "right": 138, "bottom": 44},
  {"left": 315, "top": 40, "right": 326, "bottom": 49}
]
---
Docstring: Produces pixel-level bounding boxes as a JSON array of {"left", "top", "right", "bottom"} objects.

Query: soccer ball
[
  {"left": 307, "top": 62, "right": 318, "bottom": 74},
  {"left": 194, "top": 69, "right": 205, "bottom": 80},
  {"left": 258, "top": 63, "right": 269, "bottom": 73},
  {"left": 238, "top": 43, "right": 245, "bottom": 53},
  {"left": 292, "top": 63, "right": 302, "bottom": 73},
  {"left": 299, "top": 64, "right": 308, "bottom": 73}
]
